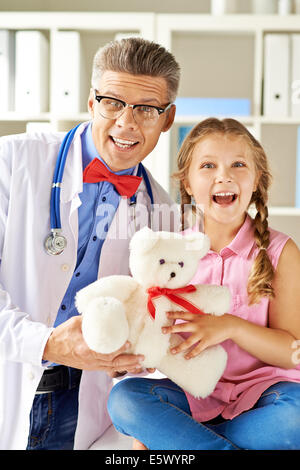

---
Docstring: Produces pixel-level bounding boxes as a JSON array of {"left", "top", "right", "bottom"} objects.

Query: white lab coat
[{"left": 0, "top": 121, "right": 179, "bottom": 450}]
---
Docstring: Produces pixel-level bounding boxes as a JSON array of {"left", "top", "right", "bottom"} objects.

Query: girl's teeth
[{"left": 213, "top": 192, "right": 237, "bottom": 204}]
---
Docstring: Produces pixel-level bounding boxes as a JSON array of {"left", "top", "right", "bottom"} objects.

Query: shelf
[
  {"left": 174, "top": 115, "right": 254, "bottom": 124},
  {"left": 248, "top": 206, "right": 300, "bottom": 216},
  {"left": 259, "top": 116, "right": 300, "bottom": 125},
  {"left": 0, "top": 12, "right": 155, "bottom": 37},
  {"left": 2, "top": 113, "right": 299, "bottom": 126},
  {"left": 174, "top": 115, "right": 300, "bottom": 125},
  {"left": 156, "top": 14, "right": 300, "bottom": 37},
  {"left": 0, "top": 112, "right": 51, "bottom": 121},
  {"left": 268, "top": 207, "right": 300, "bottom": 216}
]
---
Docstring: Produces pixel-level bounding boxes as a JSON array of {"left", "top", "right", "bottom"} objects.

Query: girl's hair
[
  {"left": 173, "top": 117, "right": 274, "bottom": 305},
  {"left": 91, "top": 37, "right": 180, "bottom": 103}
]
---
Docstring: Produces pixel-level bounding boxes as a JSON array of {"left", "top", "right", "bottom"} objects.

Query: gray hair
[{"left": 91, "top": 37, "right": 180, "bottom": 103}]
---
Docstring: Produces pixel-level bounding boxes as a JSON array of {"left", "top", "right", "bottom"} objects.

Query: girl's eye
[
  {"left": 178, "top": 261, "right": 184, "bottom": 267},
  {"left": 201, "top": 162, "right": 214, "bottom": 169},
  {"left": 233, "top": 161, "right": 246, "bottom": 167},
  {"left": 159, "top": 259, "right": 165, "bottom": 265}
]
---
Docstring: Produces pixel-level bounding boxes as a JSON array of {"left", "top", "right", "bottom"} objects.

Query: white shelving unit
[
  {"left": 155, "top": 13, "right": 300, "bottom": 244},
  {"left": 0, "top": 11, "right": 299, "bottom": 244},
  {"left": 0, "top": 12, "right": 155, "bottom": 130}
]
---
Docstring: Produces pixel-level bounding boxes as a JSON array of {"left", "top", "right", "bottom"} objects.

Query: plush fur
[{"left": 75, "top": 227, "right": 230, "bottom": 398}]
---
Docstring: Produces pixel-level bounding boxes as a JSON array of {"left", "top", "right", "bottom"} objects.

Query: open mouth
[
  {"left": 212, "top": 192, "right": 238, "bottom": 205},
  {"left": 110, "top": 136, "right": 139, "bottom": 150}
]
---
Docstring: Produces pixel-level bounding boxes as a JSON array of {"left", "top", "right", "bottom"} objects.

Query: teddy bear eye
[
  {"left": 159, "top": 259, "right": 165, "bottom": 265},
  {"left": 178, "top": 261, "right": 184, "bottom": 267}
]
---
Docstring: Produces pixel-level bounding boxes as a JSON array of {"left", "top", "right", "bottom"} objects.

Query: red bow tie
[
  {"left": 83, "top": 158, "right": 142, "bottom": 198},
  {"left": 147, "top": 285, "right": 206, "bottom": 319}
]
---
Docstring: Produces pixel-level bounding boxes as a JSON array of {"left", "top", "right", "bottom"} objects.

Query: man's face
[{"left": 88, "top": 71, "right": 175, "bottom": 171}]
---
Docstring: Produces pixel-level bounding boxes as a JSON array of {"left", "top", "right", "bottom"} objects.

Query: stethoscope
[{"left": 44, "top": 124, "right": 154, "bottom": 255}]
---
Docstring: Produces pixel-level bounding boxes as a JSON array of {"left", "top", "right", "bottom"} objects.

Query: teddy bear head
[{"left": 129, "top": 227, "right": 210, "bottom": 289}]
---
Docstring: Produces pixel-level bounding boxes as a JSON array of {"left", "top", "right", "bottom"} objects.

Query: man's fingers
[{"left": 112, "top": 353, "right": 144, "bottom": 369}]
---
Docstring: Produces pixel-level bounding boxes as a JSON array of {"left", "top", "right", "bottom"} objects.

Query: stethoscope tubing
[{"left": 51, "top": 123, "right": 81, "bottom": 230}]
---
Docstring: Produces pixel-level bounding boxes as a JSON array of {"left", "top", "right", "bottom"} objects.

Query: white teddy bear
[{"left": 75, "top": 227, "right": 230, "bottom": 399}]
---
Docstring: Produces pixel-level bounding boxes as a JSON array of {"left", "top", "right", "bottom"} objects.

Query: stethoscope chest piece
[{"left": 44, "top": 230, "right": 67, "bottom": 256}]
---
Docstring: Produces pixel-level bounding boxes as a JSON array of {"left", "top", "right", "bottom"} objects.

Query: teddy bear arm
[
  {"left": 75, "top": 275, "right": 140, "bottom": 314},
  {"left": 190, "top": 285, "right": 231, "bottom": 316}
]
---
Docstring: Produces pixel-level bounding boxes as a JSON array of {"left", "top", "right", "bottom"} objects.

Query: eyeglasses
[{"left": 94, "top": 91, "right": 172, "bottom": 127}]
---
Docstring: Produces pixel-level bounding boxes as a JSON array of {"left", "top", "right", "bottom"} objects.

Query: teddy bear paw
[{"left": 81, "top": 297, "right": 129, "bottom": 354}]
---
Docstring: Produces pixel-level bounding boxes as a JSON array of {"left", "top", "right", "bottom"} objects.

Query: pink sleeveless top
[{"left": 184, "top": 215, "right": 300, "bottom": 422}]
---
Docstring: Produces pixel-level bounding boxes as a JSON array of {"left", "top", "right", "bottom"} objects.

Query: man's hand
[{"left": 43, "top": 315, "right": 144, "bottom": 375}]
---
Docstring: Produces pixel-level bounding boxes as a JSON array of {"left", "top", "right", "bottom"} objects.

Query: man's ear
[
  {"left": 162, "top": 104, "right": 176, "bottom": 133},
  {"left": 88, "top": 88, "right": 95, "bottom": 117}
]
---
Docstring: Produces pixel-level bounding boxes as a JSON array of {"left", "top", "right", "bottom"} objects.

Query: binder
[
  {"left": 15, "top": 31, "right": 49, "bottom": 113},
  {"left": 26, "top": 122, "right": 53, "bottom": 133},
  {"left": 0, "top": 30, "right": 15, "bottom": 112},
  {"left": 178, "top": 126, "right": 192, "bottom": 148},
  {"left": 291, "top": 35, "right": 300, "bottom": 118},
  {"left": 296, "top": 126, "right": 300, "bottom": 208},
  {"left": 175, "top": 98, "right": 250, "bottom": 117},
  {"left": 263, "top": 34, "right": 289, "bottom": 117},
  {"left": 51, "top": 31, "right": 84, "bottom": 113},
  {"left": 211, "top": 0, "right": 237, "bottom": 15}
]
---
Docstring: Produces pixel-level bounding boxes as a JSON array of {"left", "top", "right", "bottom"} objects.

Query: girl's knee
[
  {"left": 107, "top": 378, "right": 147, "bottom": 429},
  {"left": 261, "top": 382, "right": 300, "bottom": 449}
]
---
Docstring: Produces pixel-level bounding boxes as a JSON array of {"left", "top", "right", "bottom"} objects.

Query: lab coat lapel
[
  {"left": 59, "top": 122, "right": 88, "bottom": 247},
  {"left": 60, "top": 123, "right": 85, "bottom": 205}
]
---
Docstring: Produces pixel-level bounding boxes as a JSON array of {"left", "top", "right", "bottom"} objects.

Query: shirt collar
[
  {"left": 188, "top": 213, "right": 256, "bottom": 259},
  {"left": 81, "top": 122, "right": 136, "bottom": 176},
  {"left": 219, "top": 214, "right": 255, "bottom": 259}
]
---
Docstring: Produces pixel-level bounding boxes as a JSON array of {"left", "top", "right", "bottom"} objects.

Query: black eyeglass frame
[{"left": 94, "top": 91, "right": 173, "bottom": 117}]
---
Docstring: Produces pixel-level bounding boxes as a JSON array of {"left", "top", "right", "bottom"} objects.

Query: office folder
[
  {"left": 291, "top": 35, "right": 300, "bottom": 118},
  {"left": 0, "top": 30, "right": 15, "bottom": 112},
  {"left": 15, "top": 31, "right": 49, "bottom": 114},
  {"left": 263, "top": 34, "right": 289, "bottom": 117},
  {"left": 175, "top": 98, "right": 250, "bottom": 117},
  {"left": 178, "top": 126, "right": 192, "bottom": 148},
  {"left": 26, "top": 121, "right": 53, "bottom": 133},
  {"left": 51, "top": 31, "right": 84, "bottom": 113},
  {"left": 296, "top": 126, "right": 300, "bottom": 208}
]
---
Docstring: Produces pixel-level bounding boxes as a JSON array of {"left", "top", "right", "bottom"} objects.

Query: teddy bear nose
[{"left": 170, "top": 272, "right": 176, "bottom": 278}]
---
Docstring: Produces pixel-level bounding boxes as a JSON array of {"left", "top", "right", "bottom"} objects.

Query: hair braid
[
  {"left": 247, "top": 192, "right": 275, "bottom": 305},
  {"left": 179, "top": 181, "right": 192, "bottom": 231}
]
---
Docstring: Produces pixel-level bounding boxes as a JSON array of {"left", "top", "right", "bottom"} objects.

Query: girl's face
[{"left": 185, "top": 134, "right": 258, "bottom": 229}]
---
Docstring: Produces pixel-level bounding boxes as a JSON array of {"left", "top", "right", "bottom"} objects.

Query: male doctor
[{"left": 0, "top": 37, "right": 180, "bottom": 450}]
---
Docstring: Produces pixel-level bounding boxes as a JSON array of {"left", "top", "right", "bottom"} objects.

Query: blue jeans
[
  {"left": 107, "top": 377, "right": 300, "bottom": 450},
  {"left": 27, "top": 383, "right": 79, "bottom": 450}
]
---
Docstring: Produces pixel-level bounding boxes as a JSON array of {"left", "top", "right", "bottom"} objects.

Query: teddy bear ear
[
  {"left": 129, "top": 226, "right": 160, "bottom": 254},
  {"left": 184, "top": 232, "right": 210, "bottom": 257}
]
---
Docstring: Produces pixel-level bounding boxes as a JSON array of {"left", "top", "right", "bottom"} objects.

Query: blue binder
[{"left": 175, "top": 97, "right": 251, "bottom": 116}]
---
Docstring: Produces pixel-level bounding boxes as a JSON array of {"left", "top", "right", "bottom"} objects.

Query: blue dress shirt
[{"left": 53, "top": 123, "right": 135, "bottom": 328}]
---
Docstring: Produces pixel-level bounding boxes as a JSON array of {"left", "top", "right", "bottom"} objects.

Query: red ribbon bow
[
  {"left": 83, "top": 158, "right": 142, "bottom": 198},
  {"left": 147, "top": 284, "right": 206, "bottom": 319}
]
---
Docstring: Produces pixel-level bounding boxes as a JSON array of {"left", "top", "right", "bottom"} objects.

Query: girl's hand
[{"left": 161, "top": 311, "right": 235, "bottom": 359}]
